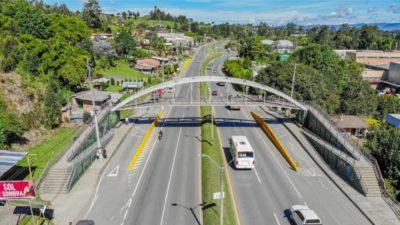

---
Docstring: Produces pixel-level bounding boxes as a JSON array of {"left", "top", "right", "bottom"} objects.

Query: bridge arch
[{"left": 112, "top": 76, "right": 307, "bottom": 111}]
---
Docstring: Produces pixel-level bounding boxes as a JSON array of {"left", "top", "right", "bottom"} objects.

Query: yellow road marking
[
  {"left": 216, "top": 122, "right": 242, "bottom": 225},
  {"left": 128, "top": 111, "right": 163, "bottom": 171}
]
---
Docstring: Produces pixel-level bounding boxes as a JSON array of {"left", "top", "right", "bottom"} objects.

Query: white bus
[{"left": 229, "top": 136, "right": 255, "bottom": 169}]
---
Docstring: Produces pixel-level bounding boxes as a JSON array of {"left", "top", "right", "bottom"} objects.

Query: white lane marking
[
  {"left": 107, "top": 165, "right": 120, "bottom": 177},
  {"left": 274, "top": 213, "right": 281, "bottom": 225},
  {"left": 241, "top": 108, "right": 303, "bottom": 199},
  {"left": 127, "top": 198, "right": 132, "bottom": 208},
  {"left": 130, "top": 107, "right": 173, "bottom": 199},
  {"left": 254, "top": 126, "right": 302, "bottom": 199},
  {"left": 123, "top": 209, "right": 128, "bottom": 220},
  {"left": 159, "top": 119, "right": 184, "bottom": 225},
  {"left": 131, "top": 129, "right": 161, "bottom": 198},
  {"left": 84, "top": 162, "right": 111, "bottom": 218},
  {"left": 253, "top": 167, "right": 262, "bottom": 183}
]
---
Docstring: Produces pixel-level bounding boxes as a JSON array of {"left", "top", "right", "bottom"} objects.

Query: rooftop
[
  {"left": 136, "top": 58, "right": 160, "bottom": 68},
  {"left": 73, "top": 91, "right": 122, "bottom": 103},
  {"left": 0, "top": 150, "right": 27, "bottom": 178},
  {"left": 388, "top": 113, "right": 400, "bottom": 120},
  {"left": 122, "top": 81, "right": 144, "bottom": 89},
  {"left": 331, "top": 115, "right": 368, "bottom": 129}
]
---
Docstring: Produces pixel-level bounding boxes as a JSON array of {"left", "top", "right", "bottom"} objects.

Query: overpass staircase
[
  {"left": 301, "top": 128, "right": 381, "bottom": 197},
  {"left": 355, "top": 166, "right": 381, "bottom": 197},
  {"left": 39, "top": 168, "right": 72, "bottom": 194}
]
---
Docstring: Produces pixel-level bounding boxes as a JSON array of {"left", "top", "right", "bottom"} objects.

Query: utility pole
[
  {"left": 87, "top": 60, "right": 105, "bottom": 159},
  {"left": 290, "top": 63, "right": 297, "bottom": 99},
  {"left": 211, "top": 106, "right": 214, "bottom": 143}
]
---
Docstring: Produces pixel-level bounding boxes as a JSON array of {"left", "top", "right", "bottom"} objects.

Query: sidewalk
[
  {"left": 265, "top": 108, "right": 400, "bottom": 225},
  {"left": 50, "top": 123, "right": 134, "bottom": 224}
]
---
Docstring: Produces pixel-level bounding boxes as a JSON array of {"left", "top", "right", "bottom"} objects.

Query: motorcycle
[{"left": 158, "top": 131, "right": 163, "bottom": 140}]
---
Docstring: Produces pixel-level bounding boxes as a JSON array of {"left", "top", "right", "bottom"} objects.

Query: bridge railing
[
  {"left": 304, "top": 101, "right": 400, "bottom": 217},
  {"left": 304, "top": 101, "right": 361, "bottom": 160}
]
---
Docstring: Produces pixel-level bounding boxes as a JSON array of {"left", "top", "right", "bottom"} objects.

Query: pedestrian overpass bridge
[{"left": 111, "top": 76, "right": 307, "bottom": 111}]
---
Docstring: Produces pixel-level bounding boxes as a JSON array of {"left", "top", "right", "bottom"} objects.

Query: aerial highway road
[
  {"left": 210, "top": 51, "right": 372, "bottom": 225},
  {"left": 84, "top": 45, "right": 206, "bottom": 225}
]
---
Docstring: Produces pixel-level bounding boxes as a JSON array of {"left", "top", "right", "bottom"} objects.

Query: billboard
[{"left": 0, "top": 180, "right": 35, "bottom": 200}]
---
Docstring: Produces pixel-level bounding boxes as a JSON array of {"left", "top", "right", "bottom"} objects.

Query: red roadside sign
[{"left": 0, "top": 180, "right": 35, "bottom": 200}]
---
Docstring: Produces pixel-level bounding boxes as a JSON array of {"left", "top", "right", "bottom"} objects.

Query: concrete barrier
[
  {"left": 251, "top": 111, "right": 300, "bottom": 171},
  {"left": 128, "top": 111, "right": 163, "bottom": 171}
]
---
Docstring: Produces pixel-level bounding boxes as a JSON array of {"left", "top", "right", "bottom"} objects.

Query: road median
[{"left": 201, "top": 106, "right": 237, "bottom": 225}]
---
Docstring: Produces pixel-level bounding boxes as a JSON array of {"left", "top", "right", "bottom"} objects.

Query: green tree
[
  {"left": 365, "top": 125, "right": 400, "bottom": 198},
  {"left": 340, "top": 79, "right": 377, "bottom": 115},
  {"left": 239, "top": 36, "right": 267, "bottom": 61},
  {"left": 377, "top": 95, "right": 400, "bottom": 119},
  {"left": 359, "top": 25, "right": 380, "bottom": 49},
  {"left": 50, "top": 14, "right": 90, "bottom": 45},
  {"left": 0, "top": 121, "right": 6, "bottom": 149},
  {"left": 82, "top": 0, "right": 102, "bottom": 29},
  {"left": 113, "top": 30, "right": 136, "bottom": 57},
  {"left": 42, "top": 81, "right": 61, "bottom": 128},
  {"left": 3, "top": 0, "right": 52, "bottom": 39}
]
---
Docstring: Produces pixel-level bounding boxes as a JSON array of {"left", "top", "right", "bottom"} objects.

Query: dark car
[
  {"left": 76, "top": 220, "right": 95, "bottom": 225},
  {"left": 212, "top": 90, "right": 218, "bottom": 96},
  {"left": 217, "top": 82, "right": 226, "bottom": 86}
]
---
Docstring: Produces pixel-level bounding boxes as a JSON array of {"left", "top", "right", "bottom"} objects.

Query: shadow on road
[{"left": 171, "top": 202, "right": 205, "bottom": 225}]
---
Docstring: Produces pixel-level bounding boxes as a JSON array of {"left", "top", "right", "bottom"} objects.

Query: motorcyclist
[{"left": 158, "top": 130, "right": 163, "bottom": 140}]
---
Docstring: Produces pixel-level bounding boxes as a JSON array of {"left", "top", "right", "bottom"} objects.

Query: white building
[
  {"left": 273, "top": 40, "right": 294, "bottom": 54},
  {"left": 156, "top": 33, "right": 194, "bottom": 48}
]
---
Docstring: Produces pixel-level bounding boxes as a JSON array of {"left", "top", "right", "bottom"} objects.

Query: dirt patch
[{"left": 0, "top": 72, "right": 37, "bottom": 114}]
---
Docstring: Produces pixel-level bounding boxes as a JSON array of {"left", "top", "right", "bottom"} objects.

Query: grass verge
[
  {"left": 18, "top": 215, "right": 54, "bottom": 225},
  {"left": 201, "top": 105, "right": 236, "bottom": 225},
  {"left": 200, "top": 46, "right": 236, "bottom": 224},
  {"left": 17, "top": 128, "right": 79, "bottom": 182},
  {"left": 200, "top": 49, "right": 224, "bottom": 75},
  {"left": 99, "top": 60, "right": 146, "bottom": 79}
]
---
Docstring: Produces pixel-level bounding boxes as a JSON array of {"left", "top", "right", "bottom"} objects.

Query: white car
[{"left": 289, "top": 205, "right": 322, "bottom": 225}]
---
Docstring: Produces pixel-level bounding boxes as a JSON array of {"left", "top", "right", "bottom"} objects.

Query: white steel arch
[{"left": 112, "top": 76, "right": 307, "bottom": 111}]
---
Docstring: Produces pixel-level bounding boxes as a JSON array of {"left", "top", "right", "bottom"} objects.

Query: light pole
[
  {"left": 200, "top": 153, "right": 238, "bottom": 225},
  {"left": 87, "top": 60, "right": 105, "bottom": 159},
  {"left": 201, "top": 154, "right": 224, "bottom": 225}
]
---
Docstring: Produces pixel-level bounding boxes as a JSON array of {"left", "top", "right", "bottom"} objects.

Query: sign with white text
[{"left": 0, "top": 181, "right": 35, "bottom": 200}]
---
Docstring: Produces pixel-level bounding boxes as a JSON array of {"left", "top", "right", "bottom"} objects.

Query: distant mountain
[{"left": 305, "top": 23, "right": 400, "bottom": 31}]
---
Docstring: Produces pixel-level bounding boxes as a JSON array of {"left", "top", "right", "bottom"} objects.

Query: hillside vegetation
[{"left": 0, "top": 0, "right": 91, "bottom": 148}]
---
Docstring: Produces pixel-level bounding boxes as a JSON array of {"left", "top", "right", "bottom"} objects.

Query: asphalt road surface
[
  {"left": 84, "top": 45, "right": 207, "bottom": 225},
  {"left": 210, "top": 51, "right": 372, "bottom": 225},
  {"left": 85, "top": 44, "right": 372, "bottom": 225}
]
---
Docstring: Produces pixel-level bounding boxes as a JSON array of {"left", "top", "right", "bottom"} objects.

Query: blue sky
[{"left": 44, "top": 0, "right": 400, "bottom": 25}]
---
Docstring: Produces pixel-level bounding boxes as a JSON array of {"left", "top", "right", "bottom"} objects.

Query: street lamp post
[
  {"left": 201, "top": 154, "right": 224, "bottom": 225},
  {"left": 87, "top": 60, "right": 105, "bottom": 159},
  {"left": 200, "top": 154, "right": 238, "bottom": 225}
]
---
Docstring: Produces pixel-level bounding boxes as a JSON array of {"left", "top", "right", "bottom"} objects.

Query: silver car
[{"left": 289, "top": 205, "right": 322, "bottom": 225}]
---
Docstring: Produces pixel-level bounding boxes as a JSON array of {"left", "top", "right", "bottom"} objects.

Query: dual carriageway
[{"left": 83, "top": 45, "right": 373, "bottom": 225}]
